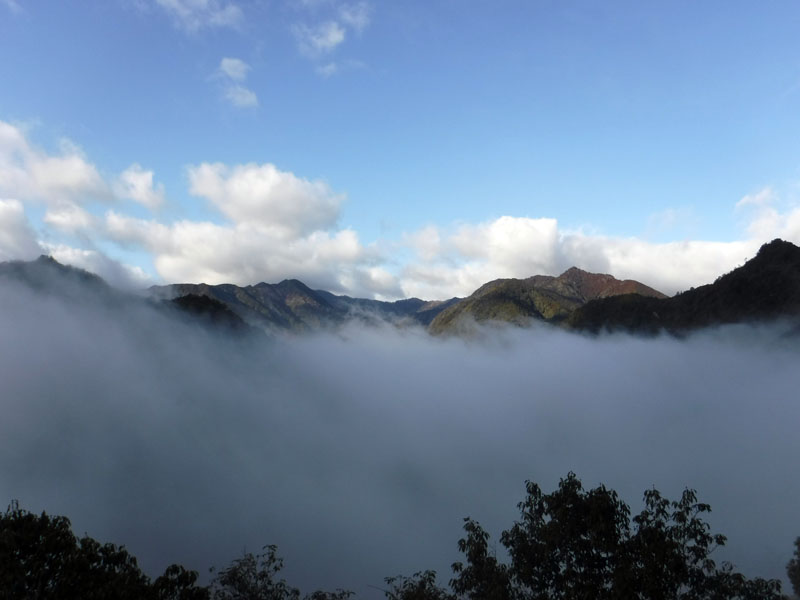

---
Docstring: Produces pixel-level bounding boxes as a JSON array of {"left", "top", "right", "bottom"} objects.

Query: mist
[{"left": 1, "top": 281, "right": 798, "bottom": 597}]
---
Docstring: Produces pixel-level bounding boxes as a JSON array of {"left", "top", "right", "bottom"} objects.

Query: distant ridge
[
  {"left": 148, "top": 280, "right": 458, "bottom": 333},
  {"left": 4, "top": 239, "right": 800, "bottom": 338},
  {"left": 0, "top": 255, "right": 110, "bottom": 294},
  {"left": 568, "top": 238, "right": 800, "bottom": 334},
  {"left": 428, "top": 267, "right": 665, "bottom": 335}
]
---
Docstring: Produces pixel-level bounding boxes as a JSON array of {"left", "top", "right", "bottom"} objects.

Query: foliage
[
  {"left": 0, "top": 501, "right": 208, "bottom": 599},
  {"left": 787, "top": 537, "right": 800, "bottom": 598},
  {"left": 500, "top": 474, "right": 630, "bottom": 600},
  {"left": 383, "top": 570, "right": 454, "bottom": 600},
  {"left": 208, "top": 544, "right": 352, "bottom": 600},
  {"left": 450, "top": 519, "right": 510, "bottom": 600},
  {"left": 2, "top": 476, "right": 793, "bottom": 600},
  {"left": 442, "top": 473, "right": 785, "bottom": 600},
  {"left": 154, "top": 564, "right": 212, "bottom": 600}
]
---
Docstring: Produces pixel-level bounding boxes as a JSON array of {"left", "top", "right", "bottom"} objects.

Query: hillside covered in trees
[{"left": 3, "top": 474, "right": 797, "bottom": 599}]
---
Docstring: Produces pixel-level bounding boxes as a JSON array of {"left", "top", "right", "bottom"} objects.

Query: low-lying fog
[{"left": 1, "top": 281, "right": 798, "bottom": 597}]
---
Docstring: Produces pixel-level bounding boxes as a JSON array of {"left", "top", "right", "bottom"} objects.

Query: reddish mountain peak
[{"left": 556, "top": 267, "right": 665, "bottom": 301}]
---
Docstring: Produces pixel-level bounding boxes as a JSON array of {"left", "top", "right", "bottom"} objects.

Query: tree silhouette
[
  {"left": 2, "top": 476, "right": 791, "bottom": 600},
  {"left": 0, "top": 501, "right": 207, "bottom": 599},
  {"left": 443, "top": 473, "right": 785, "bottom": 600},
  {"left": 209, "top": 544, "right": 353, "bottom": 600},
  {"left": 383, "top": 571, "right": 454, "bottom": 600},
  {"left": 787, "top": 537, "right": 800, "bottom": 598}
]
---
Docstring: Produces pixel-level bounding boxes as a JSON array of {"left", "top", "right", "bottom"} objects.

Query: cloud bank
[
  {"left": 0, "top": 284, "right": 797, "bottom": 598},
  {"left": 2, "top": 119, "right": 800, "bottom": 300}
]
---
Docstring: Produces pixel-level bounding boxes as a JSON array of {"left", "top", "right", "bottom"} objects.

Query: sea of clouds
[{"left": 1, "top": 280, "right": 798, "bottom": 597}]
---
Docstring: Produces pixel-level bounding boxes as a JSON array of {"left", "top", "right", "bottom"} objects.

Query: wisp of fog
[{"left": 1, "top": 281, "right": 798, "bottom": 597}]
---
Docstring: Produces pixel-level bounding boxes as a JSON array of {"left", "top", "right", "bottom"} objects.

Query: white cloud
[
  {"left": 101, "top": 159, "right": 392, "bottom": 295},
  {"left": 154, "top": 0, "right": 242, "bottom": 32},
  {"left": 43, "top": 201, "right": 97, "bottom": 234},
  {"left": 218, "top": 57, "right": 250, "bottom": 82},
  {"left": 5, "top": 119, "right": 800, "bottom": 302},
  {"left": 315, "top": 58, "right": 364, "bottom": 78},
  {"left": 316, "top": 62, "right": 339, "bottom": 77},
  {"left": 338, "top": 1, "right": 370, "bottom": 33},
  {"left": 291, "top": 2, "right": 372, "bottom": 74},
  {"left": 215, "top": 58, "right": 258, "bottom": 108},
  {"left": 735, "top": 186, "right": 800, "bottom": 241},
  {"left": 403, "top": 225, "right": 441, "bottom": 262},
  {"left": 44, "top": 243, "right": 153, "bottom": 289},
  {"left": 293, "top": 21, "right": 346, "bottom": 56},
  {"left": 0, "top": 121, "right": 109, "bottom": 204},
  {"left": 116, "top": 164, "right": 165, "bottom": 209},
  {"left": 736, "top": 186, "right": 774, "bottom": 209},
  {"left": 225, "top": 85, "right": 259, "bottom": 108},
  {"left": 187, "top": 162, "right": 342, "bottom": 237},
  {"left": 104, "top": 211, "right": 390, "bottom": 295},
  {"left": 396, "top": 215, "right": 775, "bottom": 300},
  {"left": 0, "top": 198, "right": 42, "bottom": 261}
]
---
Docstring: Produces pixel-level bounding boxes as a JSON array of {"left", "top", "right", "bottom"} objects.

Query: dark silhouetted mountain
[
  {"left": 168, "top": 294, "right": 255, "bottom": 334},
  {"left": 149, "top": 281, "right": 457, "bottom": 333},
  {"left": 568, "top": 239, "right": 800, "bottom": 334},
  {"left": 428, "top": 267, "right": 666, "bottom": 335},
  {"left": 0, "top": 256, "right": 254, "bottom": 337},
  {"left": 0, "top": 255, "right": 112, "bottom": 298}
]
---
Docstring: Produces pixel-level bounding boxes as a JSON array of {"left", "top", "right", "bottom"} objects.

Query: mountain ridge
[
  {"left": 3, "top": 238, "right": 800, "bottom": 338},
  {"left": 568, "top": 238, "right": 800, "bottom": 334},
  {"left": 148, "top": 279, "right": 460, "bottom": 333},
  {"left": 428, "top": 267, "right": 666, "bottom": 335}
]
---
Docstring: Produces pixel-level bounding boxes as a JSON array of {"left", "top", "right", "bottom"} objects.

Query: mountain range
[
  {"left": 2, "top": 239, "right": 800, "bottom": 338},
  {"left": 148, "top": 280, "right": 460, "bottom": 333}
]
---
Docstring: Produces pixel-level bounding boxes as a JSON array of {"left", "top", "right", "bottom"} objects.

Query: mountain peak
[
  {"left": 568, "top": 238, "right": 800, "bottom": 334},
  {"left": 558, "top": 266, "right": 590, "bottom": 277},
  {"left": 429, "top": 267, "right": 665, "bottom": 335},
  {"left": 35, "top": 254, "right": 59, "bottom": 264}
]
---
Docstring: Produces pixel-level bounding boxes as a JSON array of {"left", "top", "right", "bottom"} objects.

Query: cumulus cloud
[
  {"left": 0, "top": 122, "right": 165, "bottom": 285},
  {"left": 735, "top": 186, "right": 800, "bottom": 242},
  {"left": 154, "top": 0, "right": 242, "bottom": 32},
  {"left": 44, "top": 244, "right": 152, "bottom": 289},
  {"left": 0, "top": 198, "right": 42, "bottom": 261},
  {"left": 187, "top": 162, "right": 342, "bottom": 236},
  {"left": 218, "top": 57, "right": 250, "bottom": 82},
  {"left": 104, "top": 210, "right": 388, "bottom": 294},
  {"left": 4, "top": 118, "right": 800, "bottom": 302},
  {"left": 101, "top": 160, "right": 400, "bottom": 294},
  {"left": 224, "top": 85, "right": 259, "bottom": 108},
  {"left": 215, "top": 58, "right": 258, "bottom": 108},
  {"left": 43, "top": 201, "right": 98, "bottom": 234},
  {"left": 0, "top": 121, "right": 109, "bottom": 204},
  {"left": 115, "top": 164, "right": 165, "bottom": 209},
  {"left": 396, "top": 215, "right": 785, "bottom": 300}
]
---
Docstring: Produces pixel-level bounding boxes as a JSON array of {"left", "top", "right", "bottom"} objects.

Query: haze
[{"left": 1, "top": 280, "right": 797, "bottom": 598}]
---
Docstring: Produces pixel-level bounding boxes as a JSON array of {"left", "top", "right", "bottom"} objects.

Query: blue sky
[{"left": 1, "top": 0, "right": 799, "bottom": 299}]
